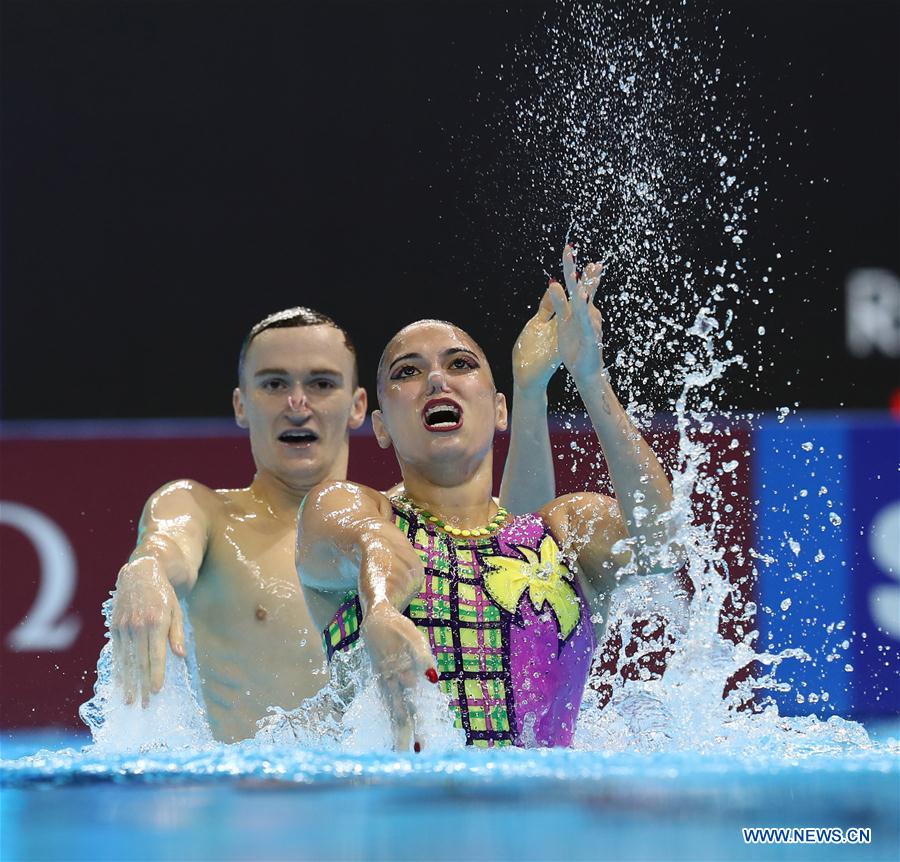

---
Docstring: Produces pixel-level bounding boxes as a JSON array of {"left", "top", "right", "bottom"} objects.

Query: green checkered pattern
[{"left": 322, "top": 503, "right": 518, "bottom": 746}]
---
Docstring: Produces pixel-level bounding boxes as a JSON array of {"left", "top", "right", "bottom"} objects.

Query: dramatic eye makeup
[
  {"left": 448, "top": 353, "right": 479, "bottom": 370},
  {"left": 390, "top": 364, "right": 421, "bottom": 380},
  {"left": 388, "top": 347, "right": 480, "bottom": 380}
]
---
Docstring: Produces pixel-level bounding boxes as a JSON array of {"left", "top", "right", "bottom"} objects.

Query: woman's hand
[
  {"left": 361, "top": 603, "right": 437, "bottom": 752},
  {"left": 356, "top": 518, "right": 438, "bottom": 752},
  {"left": 549, "top": 245, "right": 605, "bottom": 383},
  {"left": 512, "top": 288, "right": 561, "bottom": 393}
]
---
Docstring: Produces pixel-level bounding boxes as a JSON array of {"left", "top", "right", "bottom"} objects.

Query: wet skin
[
  {"left": 297, "top": 250, "right": 680, "bottom": 750},
  {"left": 112, "top": 324, "right": 367, "bottom": 742},
  {"left": 178, "top": 483, "right": 327, "bottom": 743},
  {"left": 112, "top": 303, "right": 576, "bottom": 742}
]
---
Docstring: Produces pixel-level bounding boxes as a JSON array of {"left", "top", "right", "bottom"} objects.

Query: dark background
[{"left": 2, "top": 0, "right": 898, "bottom": 420}]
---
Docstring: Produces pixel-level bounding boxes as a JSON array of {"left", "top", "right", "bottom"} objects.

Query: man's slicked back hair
[{"left": 238, "top": 307, "right": 359, "bottom": 387}]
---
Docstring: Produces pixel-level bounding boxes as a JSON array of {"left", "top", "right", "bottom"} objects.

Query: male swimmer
[
  {"left": 109, "top": 306, "right": 562, "bottom": 742},
  {"left": 297, "top": 247, "right": 679, "bottom": 750}
]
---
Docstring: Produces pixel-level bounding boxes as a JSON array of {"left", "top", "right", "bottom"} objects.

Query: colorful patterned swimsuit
[{"left": 322, "top": 502, "right": 596, "bottom": 748}]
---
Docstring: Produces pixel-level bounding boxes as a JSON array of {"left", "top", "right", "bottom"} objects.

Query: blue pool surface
[{"left": 2, "top": 726, "right": 899, "bottom": 862}]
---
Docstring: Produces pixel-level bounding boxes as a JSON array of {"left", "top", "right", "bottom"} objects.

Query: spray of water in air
[
  {"left": 468, "top": 0, "right": 879, "bottom": 755},
  {"left": 67, "top": 0, "right": 888, "bottom": 759}
]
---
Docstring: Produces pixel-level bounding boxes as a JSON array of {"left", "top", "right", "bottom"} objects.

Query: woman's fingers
[
  {"left": 548, "top": 281, "right": 568, "bottom": 319},
  {"left": 380, "top": 656, "right": 419, "bottom": 752},
  {"left": 401, "top": 632, "right": 433, "bottom": 752},
  {"left": 583, "top": 262, "right": 604, "bottom": 303},
  {"left": 588, "top": 304, "right": 603, "bottom": 339},
  {"left": 387, "top": 678, "right": 415, "bottom": 752},
  {"left": 562, "top": 244, "right": 579, "bottom": 295},
  {"left": 411, "top": 630, "right": 437, "bottom": 679},
  {"left": 537, "top": 286, "right": 556, "bottom": 321},
  {"left": 363, "top": 605, "right": 437, "bottom": 754},
  {"left": 570, "top": 275, "right": 592, "bottom": 325}
]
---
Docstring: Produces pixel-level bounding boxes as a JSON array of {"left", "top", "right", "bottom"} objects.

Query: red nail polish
[
  {"left": 425, "top": 668, "right": 438, "bottom": 684},
  {"left": 414, "top": 741, "right": 422, "bottom": 753}
]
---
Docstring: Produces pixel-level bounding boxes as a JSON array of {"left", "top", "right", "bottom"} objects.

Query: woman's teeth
[{"left": 425, "top": 406, "right": 460, "bottom": 427}]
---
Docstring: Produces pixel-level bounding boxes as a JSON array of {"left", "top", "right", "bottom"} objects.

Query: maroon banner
[{"left": 0, "top": 420, "right": 750, "bottom": 728}]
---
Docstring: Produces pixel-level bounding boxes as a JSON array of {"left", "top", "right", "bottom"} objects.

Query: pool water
[{"left": 3, "top": 727, "right": 898, "bottom": 862}]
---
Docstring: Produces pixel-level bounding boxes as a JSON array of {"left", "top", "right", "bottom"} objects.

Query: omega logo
[{"left": 1, "top": 501, "right": 81, "bottom": 650}]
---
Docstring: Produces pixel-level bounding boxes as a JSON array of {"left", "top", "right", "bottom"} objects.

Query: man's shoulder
[
  {"left": 302, "top": 480, "right": 391, "bottom": 524},
  {"left": 145, "top": 479, "right": 224, "bottom": 516},
  {"left": 309, "top": 479, "right": 387, "bottom": 503}
]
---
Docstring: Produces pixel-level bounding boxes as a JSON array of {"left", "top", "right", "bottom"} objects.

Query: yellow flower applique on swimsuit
[{"left": 481, "top": 533, "right": 581, "bottom": 640}]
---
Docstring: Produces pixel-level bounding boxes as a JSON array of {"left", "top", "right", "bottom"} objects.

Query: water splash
[
  {"left": 459, "top": 0, "right": 879, "bottom": 755},
  {"left": 475, "top": 0, "right": 766, "bottom": 423},
  {"left": 571, "top": 311, "right": 827, "bottom": 755},
  {"left": 78, "top": 598, "right": 213, "bottom": 752},
  {"left": 253, "top": 647, "right": 465, "bottom": 753},
  {"left": 66, "top": 0, "right": 882, "bottom": 761}
]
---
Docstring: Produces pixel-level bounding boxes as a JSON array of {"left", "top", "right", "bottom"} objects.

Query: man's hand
[
  {"left": 512, "top": 288, "right": 561, "bottom": 393},
  {"left": 111, "top": 557, "right": 186, "bottom": 707},
  {"left": 549, "top": 245, "right": 605, "bottom": 382},
  {"left": 361, "top": 603, "right": 437, "bottom": 753}
]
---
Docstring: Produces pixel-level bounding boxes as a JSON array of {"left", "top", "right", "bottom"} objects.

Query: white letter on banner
[
  {"left": 846, "top": 268, "right": 900, "bottom": 358},
  {"left": 869, "top": 501, "right": 900, "bottom": 641},
  {"left": 1, "top": 501, "right": 81, "bottom": 650}
]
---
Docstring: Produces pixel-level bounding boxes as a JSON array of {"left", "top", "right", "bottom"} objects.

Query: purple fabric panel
[
  {"left": 497, "top": 513, "right": 545, "bottom": 556},
  {"left": 498, "top": 512, "right": 596, "bottom": 747},
  {"left": 537, "top": 606, "right": 595, "bottom": 745},
  {"left": 508, "top": 587, "right": 596, "bottom": 748}
]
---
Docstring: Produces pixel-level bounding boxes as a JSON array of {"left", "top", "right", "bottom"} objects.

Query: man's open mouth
[
  {"left": 422, "top": 398, "right": 463, "bottom": 432},
  {"left": 278, "top": 429, "right": 320, "bottom": 445}
]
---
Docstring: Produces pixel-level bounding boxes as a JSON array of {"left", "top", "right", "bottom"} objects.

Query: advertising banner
[
  {"left": 1, "top": 415, "right": 894, "bottom": 728},
  {"left": 753, "top": 415, "right": 899, "bottom": 718}
]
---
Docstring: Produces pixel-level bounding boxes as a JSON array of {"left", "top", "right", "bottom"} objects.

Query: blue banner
[{"left": 753, "top": 414, "right": 899, "bottom": 718}]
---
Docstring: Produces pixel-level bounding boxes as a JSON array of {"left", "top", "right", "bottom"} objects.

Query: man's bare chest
[{"left": 190, "top": 520, "right": 308, "bottom": 626}]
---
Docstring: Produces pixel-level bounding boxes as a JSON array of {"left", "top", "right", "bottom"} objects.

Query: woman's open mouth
[{"left": 422, "top": 398, "right": 463, "bottom": 432}]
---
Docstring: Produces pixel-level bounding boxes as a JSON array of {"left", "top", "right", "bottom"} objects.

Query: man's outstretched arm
[
  {"left": 111, "top": 480, "right": 212, "bottom": 707},
  {"left": 296, "top": 481, "right": 437, "bottom": 751}
]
